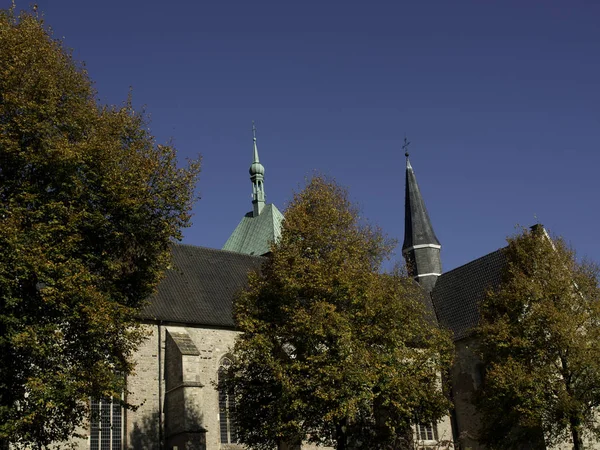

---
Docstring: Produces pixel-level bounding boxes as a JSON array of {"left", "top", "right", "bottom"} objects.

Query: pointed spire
[
  {"left": 402, "top": 140, "right": 441, "bottom": 292},
  {"left": 252, "top": 121, "right": 260, "bottom": 165},
  {"left": 402, "top": 154, "right": 440, "bottom": 251},
  {"left": 249, "top": 121, "right": 265, "bottom": 217}
]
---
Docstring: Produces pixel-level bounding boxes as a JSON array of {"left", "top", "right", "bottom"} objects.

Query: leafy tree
[
  {"left": 226, "top": 176, "right": 453, "bottom": 450},
  {"left": 0, "top": 8, "right": 200, "bottom": 448},
  {"left": 476, "top": 226, "right": 600, "bottom": 450}
]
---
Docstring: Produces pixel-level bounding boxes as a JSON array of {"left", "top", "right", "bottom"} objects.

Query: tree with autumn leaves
[
  {"left": 476, "top": 226, "right": 600, "bottom": 450},
  {"left": 0, "top": 8, "right": 199, "bottom": 448},
  {"left": 226, "top": 176, "right": 454, "bottom": 450}
]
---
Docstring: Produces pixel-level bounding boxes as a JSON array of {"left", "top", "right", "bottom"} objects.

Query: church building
[{"left": 73, "top": 131, "right": 571, "bottom": 450}]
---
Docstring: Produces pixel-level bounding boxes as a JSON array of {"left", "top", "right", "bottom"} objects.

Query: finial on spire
[
  {"left": 249, "top": 122, "right": 265, "bottom": 216},
  {"left": 251, "top": 121, "right": 261, "bottom": 165},
  {"left": 402, "top": 135, "right": 411, "bottom": 158}
]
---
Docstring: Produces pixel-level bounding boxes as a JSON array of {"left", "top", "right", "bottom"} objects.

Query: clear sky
[{"left": 13, "top": 0, "right": 600, "bottom": 272}]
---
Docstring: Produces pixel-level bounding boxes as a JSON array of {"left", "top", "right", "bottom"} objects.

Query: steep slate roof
[
  {"left": 402, "top": 158, "right": 441, "bottom": 251},
  {"left": 139, "top": 244, "right": 264, "bottom": 327},
  {"left": 222, "top": 203, "right": 284, "bottom": 256},
  {"left": 431, "top": 249, "right": 506, "bottom": 341}
]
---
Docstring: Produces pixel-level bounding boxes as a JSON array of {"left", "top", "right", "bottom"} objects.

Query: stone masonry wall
[
  {"left": 450, "top": 337, "right": 483, "bottom": 450},
  {"left": 450, "top": 337, "right": 600, "bottom": 450},
  {"left": 127, "top": 324, "right": 241, "bottom": 450},
  {"left": 127, "top": 323, "right": 163, "bottom": 450},
  {"left": 68, "top": 323, "right": 241, "bottom": 450},
  {"left": 67, "top": 322, "right": 454, "bottom": 450}
]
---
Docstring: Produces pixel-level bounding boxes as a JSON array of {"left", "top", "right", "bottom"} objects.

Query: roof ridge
[{"left": 173, "top": 242, "right": 266, "bottom": 260}]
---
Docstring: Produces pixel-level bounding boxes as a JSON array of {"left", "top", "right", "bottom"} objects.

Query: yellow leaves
[
  {"left": 477, "top": 228, "right": 600, "bottom": 447},
  {"left": 0, "top": 7, "right": 199, "bottom": 447},
  {"left": 230, "top": 176, "right": 453, "bottom": 447}
]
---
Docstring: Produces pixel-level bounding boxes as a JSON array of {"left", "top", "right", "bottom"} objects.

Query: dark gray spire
[
  {"left": 402, "top": 152, "right": 441, "bottom": 293},
  {"left": 402, "top": 156, "right": 440, "bottom": 251}
]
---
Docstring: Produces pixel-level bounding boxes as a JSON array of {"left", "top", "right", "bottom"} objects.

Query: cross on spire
[
  {"left": 252, "top": 121, "right": 257, "bottom": 141},
  {"left": 402, "top": 135, "right": 411, "bottom": 158}
]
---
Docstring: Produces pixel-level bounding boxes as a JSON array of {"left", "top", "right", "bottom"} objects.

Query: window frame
[
  {"left": 218, "top": 356, "right": 237, "bottom": 445},
  {"left": 89, "top": 395, "right": 123, "bottom": 450},
  {"left": 415, "top": 422, "right": 439, "bottom": 445}
]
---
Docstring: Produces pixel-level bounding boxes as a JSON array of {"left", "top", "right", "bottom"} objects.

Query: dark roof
[
  {"left": 139, "top": 244, "right": 264, "bottom": 327},
  {"left": 402, "top": 159, "right": 441, "bottom": 251},
  {"left": 141, "top": 242, "right": 505, "bottom": 339},
  {"left": 431, "top": 249, "right": 505, "bottom": 341}
]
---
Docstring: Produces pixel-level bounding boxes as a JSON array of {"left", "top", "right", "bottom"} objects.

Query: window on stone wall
[
  {"left": 416, "top": 422, "right": 438, "bottom": 442},
  {"left": 218, "top": 357, "right": 237, "bottom": 444},
  {"left": 90, "top": 396, "right": 123, "bottom": 450}
]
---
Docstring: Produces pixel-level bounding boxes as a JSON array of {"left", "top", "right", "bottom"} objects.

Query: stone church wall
[
  {"left": 450, "top": 337, "right": 483, "bottom": 450},
  {"left": 132, "top": 323, "right": 240, "bottom": 450},
  {"left": 449, "top": 336, "right": 600, "bottom": 450},
  {"left": 126, "top": 323, "right": 163, "bottom": 450},
  {"left": 67, "top": 323, "right": 240, "bottom": 450},
  {"left": 66, "top": 322, "right": 453, "bottom": 450}
]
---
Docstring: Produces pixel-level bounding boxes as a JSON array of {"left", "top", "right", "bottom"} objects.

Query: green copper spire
[
  {"left": 249, "top": 122, "right": 265, "bottom": 216},
  {"left": 223, "top": 123, "right": 283, "bottom": 256}
]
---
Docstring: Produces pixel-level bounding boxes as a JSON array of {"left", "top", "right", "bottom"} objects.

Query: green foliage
[
  {"left": 226, "top": 176, "right": 453, "bottom": 450},
  {"left": 476, "top": 227, "right": 600, "bottom": 450},
  {"left": 0, "top": 8, "right": 200, "bottom": 448}
]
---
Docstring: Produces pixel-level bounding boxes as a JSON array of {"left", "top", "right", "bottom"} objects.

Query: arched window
[
  {"left": 90, "top": 396, "right": 123, "bottom": 450},
  {"left": 218, "top": 357, "right": 237, "bottom": 444}
]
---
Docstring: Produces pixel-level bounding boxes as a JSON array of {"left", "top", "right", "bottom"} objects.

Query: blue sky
[{"left": 14, "top": 0, "right": 600, "bottom": 271}]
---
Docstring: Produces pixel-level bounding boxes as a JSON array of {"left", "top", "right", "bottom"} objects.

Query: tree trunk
[
  {"left": 278, "top": 439, "right": 302, "bottom": 450},
  {"left": 570, "top": 418, "right": 582, "bottom": 450},
  {"left": 561, "top": 357, "right": 583, "bottom": 450},
  {"left": 335, "top": 419, "right": 347, "bottom": 450}
]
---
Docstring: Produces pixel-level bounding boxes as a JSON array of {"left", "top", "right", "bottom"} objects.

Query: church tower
[
  {"left": 402, "top": 143, "right": 441, "bottom": 293},
  {"left": 222, "top": 124, "right": 284, "bottom": 256}
]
